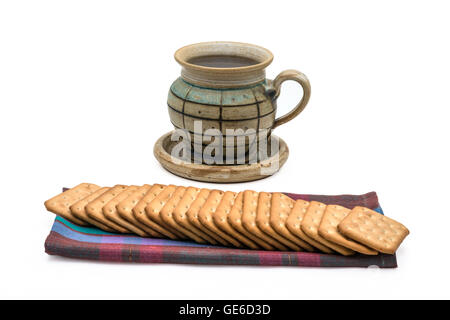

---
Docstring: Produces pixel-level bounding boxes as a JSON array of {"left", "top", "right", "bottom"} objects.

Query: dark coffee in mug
[{"left": 187, "top": 55, "right": 259, "bottom": 68}]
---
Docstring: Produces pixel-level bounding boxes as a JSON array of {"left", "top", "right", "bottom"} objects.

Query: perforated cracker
[
  {"left": 255, "top": 192, "right": 300, "bottom": 251},
  {"left": 338, "top": 206, "right": 409, "bottom": 254},
  {"left": 242, "top": 190, "right": 288, "bottom": 251},
  {"left": 85, "top": 185, "right": 130, "bottom": 233},
  {"left": 45, "top": 183, "right": 101, "bottom": 225},
  {"left": 269, "top": 193, "right": 314, "bottom": 251},
  {"left": 213, "top": 191, "right": 260, "bottom": 249},
  {"left": 173, "top": 187, "right": 218, "bottom": 244},
  {"left": 187, "top": 189, "right": 230, "bottom": 246},
  {"left": 160, "top": 186, "right": 205, "bottom": 243},
  {"left": 227, "top": 192, "right": 275, "bottom": 250},
  {"left": 318, "top": 205, "right": 378, "bottom": 255},
  {"left": 70, "top": 187, "right": 115, "bottom": 232},
  {"left": 286, "top": 199, "right": 334, "bottom": 253},
  {"left": 133, "top": 184, "right": 179, "bottom": 239},
  {"left": 103, "top": 185, "right": 150, "bottom": 237},
  {"left": 199, "top": 190, "right": 243, "bottom": 248},
  {"left": 146, "top": 185, "right": 186, "bottom": 239},
  {"left": 301, "top": 201, "right": 355, "bottom": 256},
  {"left": 116, "top": 184, "right": 163, "bottom": 238}
]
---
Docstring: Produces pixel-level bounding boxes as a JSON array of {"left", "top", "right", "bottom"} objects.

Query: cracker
[
  {"left": 213, "top": 191, "right": 260, "bottom": 249},
  {"left": 256, "top": 192, "right": 303, "bottom": 251},
  {"left": 271, "top": 193, "right": 315, "bottom": 251},
  {"left": 85, "top": 185, "right": 130, "bottom": 233},
  {"left": 255, "top": 192, "right": 301, "bottom": 251},
  {"left": 70, "top": 187, "right": 116, "bottom": 232},
  {"left": 228, "top": 192, "right": 274, "bottom": 250},
  {"left": 242, "top": 190, "right": 289, "bottom": 251},
  {"left": 286, "top": 199, "right": 334, "bottom": 253},
  {"left": 160, "top": 186, "right": 207, "bottom": 243},
  {"left": 319, "top": 205, "right": 378, "bottom": 255},
  {"left": 172, "top": 187, "right": 218, "bottom": 244},
  {"left": 301, "top": 201, "right": 355, "bottom": 256},
  {"left": 187, "top": 189, "right": 231, "bottom": 246},
  {"left": 116, "top": 184, "right": 163, "bottom": 238},
  {"left": 199, "top": 190, "right": 243, "bottom": 248},
  {"left": 45, "top": 183, "right": 101, "bottom": 225},
  {"left": 338, "top": 206, "right": 409, "bottom": 254},
  {"left": 133, "top": 184, "right": 179, "bottom": 239},
  {"left": 103, "top": 185, "right": 150, "bottom": 237},
  {"left": 145, "top": 185, "right": 186, "bottom": 239}
]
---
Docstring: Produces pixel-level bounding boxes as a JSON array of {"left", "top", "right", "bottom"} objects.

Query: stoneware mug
[{"left": 167, "top": 41, "right": 311, "bottom": 158}]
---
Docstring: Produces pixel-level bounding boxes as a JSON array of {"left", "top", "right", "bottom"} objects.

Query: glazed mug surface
[{"left": 167, "top": 41, "right": 311, "bottom": 152}]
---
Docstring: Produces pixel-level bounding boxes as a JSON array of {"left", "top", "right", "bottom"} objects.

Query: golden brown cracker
[
  {"left": 242, "top": 190, "right": 288, "bottom": 251},
  {"left": 160, "top": 186, "right": 207, "bottom": 243},
  {"left": 116, "top": 184, "right": 164, "bottom": 238},
  {"left": 133, "top": 184, "right": 179, "bottom": 239},
  {"left": 173, "top": 187, "right": 218, "bottom": 244},
  {"left": 103, "top": 185, "right": 149, "bottom": 237},
  {"left": 338, "top": 206, "right": 409, "bottom": 254},
  {"left": 270, "top": 193, "right": 314, "bottom": 251},
  {"left": 213, "top": 191, "right": 260, "bottom": 249},
  {"left": 85, "top": 185, "right": 130, "bottom": 233},
  {"left": 319, "top": 205, "right": 378, "bottom": 255},
  {"left": 286, "top": 199, "right": 334, "bottom": 253},
  {"left": 228, "top": 192, "right": 274, "bottom": 250},
  {"left": 255, "top": 192, "right": 302, "bottom": 252},
  {"left": 199, "top": 190, "right": 243, "bottom": 248},
  {"left": 45, "top": 183, "right": 101, "bottom": 225},
  {"left": 187, "top": 189, "right": 231, "bottom": 246},
  {"left": 145, "top": 185, "right": 186, "bottom": 239},
  {"left": 301, "top": 201, "right": 355, "bottom": 256},
  {"left": 256, "top": 192, "right": 301, "bottom": 251},
  {"left": 70, "top": 187, "right": 115, "bottom": 232}
]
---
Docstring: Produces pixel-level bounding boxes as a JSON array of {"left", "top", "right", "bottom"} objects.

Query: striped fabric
[{"left": 44, "top": 191, "right": 397, "bottom": 268}]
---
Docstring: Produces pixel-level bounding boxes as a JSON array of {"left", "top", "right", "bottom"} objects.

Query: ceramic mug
[{"left": 167, "top": 41, "right": 311, "bottom": 157}]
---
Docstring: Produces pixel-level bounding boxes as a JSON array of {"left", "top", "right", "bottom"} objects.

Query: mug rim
[{"left": 174, "top": 41, "right": 274, "bottom": 73}]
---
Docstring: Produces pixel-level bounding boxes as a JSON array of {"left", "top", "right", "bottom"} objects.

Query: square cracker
[
  {"left": 286, "top": 199, "right": 334, "bottom": 253},
  {"left": 173, "top": 187, "right": 218, "bottom": 244},
  {"left": 199, "top": 190, "right": 243, "bottom": 248},
  {"left": 319, "top": 205, "right": 378, "bottom": 255},
  {"left": 132, "top": 184, "right": 179, "bottom": 239},
  {"left": 103, "top": 185, "right": 150, "bottom": 237},
  {"left": 85, "top": 185, "right": 130, "bottom": 233},
  {"left": 116, "top": 184, "right": 163, "bottom": 238},
  {"left": 213, "top": 191, "right": 260, "bottom": 249},
  {"left": 145, "top": 185, "right": 186, "bottom": 239},
  {"left": 338, "top": 206, "right": 409, "bottom": 254},
  {"left": 301, "top": 201, "right": 355, "bottom": 256},
  {"left": 242, "top": 190, "right": 289, "bottom": 251},
  {"left": 160, "top": 186, "right": 207, "bottom": 243},
  {"left": 228, "top": 192, "right": 275, "bottom": 250},
  {"left": 256, "top": 192, "right": 302, "bottom": 251},
  {"left": 269, "top": 193, "right": 315, "bottom": 251},
  {"left": 70, "top": 187, "right": 116, "bottom": 232},
  {"left": 187, "top": 189, "right": 231, "bottom": 246},
  {"left": 45, "top": 183, "right": 101, "bottom": 225}
]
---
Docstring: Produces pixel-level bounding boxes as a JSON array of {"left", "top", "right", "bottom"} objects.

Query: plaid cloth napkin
[{"left": 44, "top": 191, "right": 397, "bottom": 268}]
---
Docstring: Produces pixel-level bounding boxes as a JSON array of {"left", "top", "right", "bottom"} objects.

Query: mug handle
[{"left": 269, "top": 69, "right": 311, "bottom": 129}]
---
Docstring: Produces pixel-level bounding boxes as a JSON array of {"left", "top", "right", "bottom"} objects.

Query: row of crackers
[{"left": 44, "top": 183, "right": 409, "bottom": 255}]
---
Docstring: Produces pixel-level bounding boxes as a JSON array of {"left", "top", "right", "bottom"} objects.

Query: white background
[{"left": 1, "top": 0, "right": 449, "bottom": 299}]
